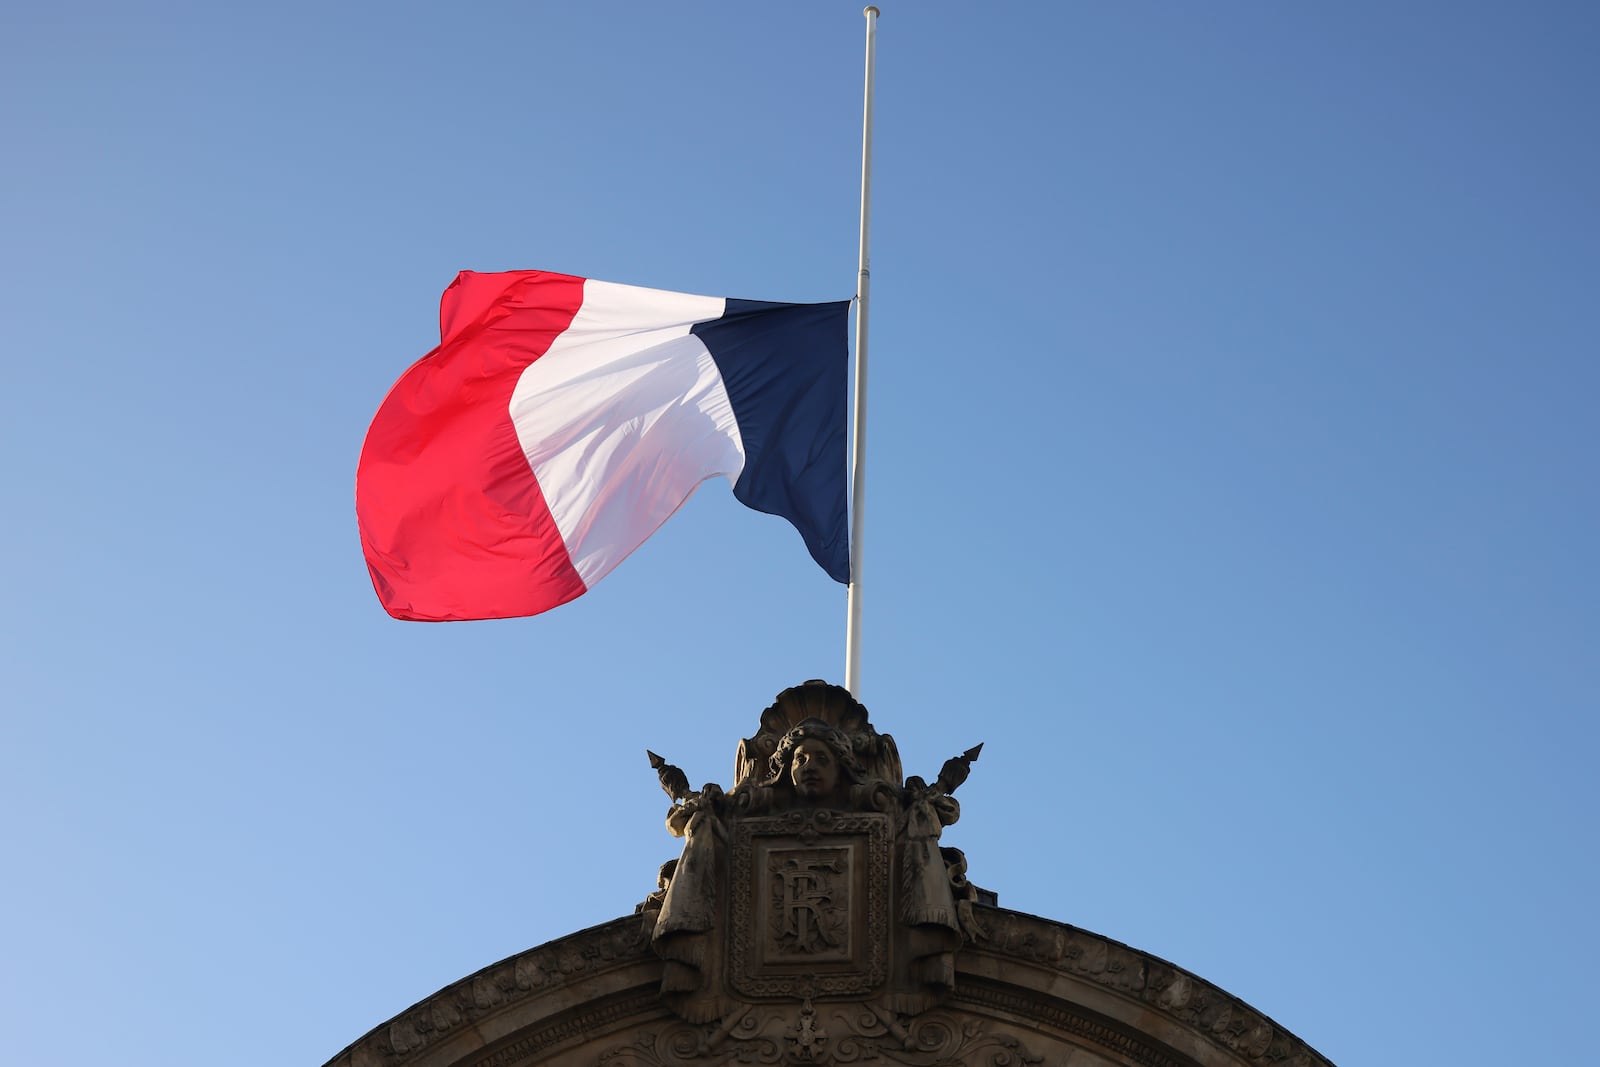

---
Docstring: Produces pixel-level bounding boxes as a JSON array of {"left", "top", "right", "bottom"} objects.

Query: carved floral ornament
[{"left": 597, "top": 1007, "right": 1047, "bottom": 1067}]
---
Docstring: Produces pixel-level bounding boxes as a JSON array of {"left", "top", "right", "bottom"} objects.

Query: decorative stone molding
[
  {"left": 595, "top": 1006, "right": 1050, "bottom": 1066},
  {"left": 327, "top": 919, "right": 653, "bottom": 1067},
  {"left": 325, "top": 683, "right": 1334, "bottom": 1067},
  {"left": 728, "top": 810, "right": 893, "bottom": 999},
  {"left": 326, "top": 892, "right": 1332, "bottom": 1067},
  {"left": 965, "top": 908, "right": 1331, "bottom": 1067}
]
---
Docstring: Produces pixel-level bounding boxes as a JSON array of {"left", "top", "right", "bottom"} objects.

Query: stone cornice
[
  {"left": 323, "top": 906, "right": 1333, "bottom": 1067},
  {"left": 323, "top": 917, "right": 655, "bottom": 1067},
  {"left": 965, "top": 907, "right": 1334, "bottom": 1067}
]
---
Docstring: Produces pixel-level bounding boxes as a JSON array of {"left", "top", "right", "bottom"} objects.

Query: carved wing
[
  {"left": 874, "top": 731, "right": 903, "bottom": 787},
  {"left": 735, "top": 735, "right": 776, "bottom": 789}
]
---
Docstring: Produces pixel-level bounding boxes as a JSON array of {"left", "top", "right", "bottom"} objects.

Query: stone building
[{"left": 324, "top": 682, "right": 1334, "bottom": 1067}]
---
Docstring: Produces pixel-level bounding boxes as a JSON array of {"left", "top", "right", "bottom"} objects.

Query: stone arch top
[{"left": 322, "top": 905, "right": 1334, "bottom": 1067}]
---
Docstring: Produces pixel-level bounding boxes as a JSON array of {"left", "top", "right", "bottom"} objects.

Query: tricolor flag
[{"left": 357, "top": 270, "right": 850, "bottom": 622}]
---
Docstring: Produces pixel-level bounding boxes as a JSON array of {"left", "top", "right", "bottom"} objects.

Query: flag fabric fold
[{"left": 357, "top": 270, "right": 850, "bottom": 622}]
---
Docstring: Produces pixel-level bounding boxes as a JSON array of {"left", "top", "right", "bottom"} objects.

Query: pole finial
[{"left": 864, "top": 6, "right": 880, "bottom": 17}]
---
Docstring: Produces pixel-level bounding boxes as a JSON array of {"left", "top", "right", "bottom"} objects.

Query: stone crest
[
  {"left": 638, "top": 681, "right": 987, "bottom": 1038},
  {"left": 730, "top": 809, "right": 890, "bottom": 998}
]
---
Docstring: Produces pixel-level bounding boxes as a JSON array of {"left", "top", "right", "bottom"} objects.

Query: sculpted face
[{"left": 790, "top": 739, "right": 841, "bottom": 802}]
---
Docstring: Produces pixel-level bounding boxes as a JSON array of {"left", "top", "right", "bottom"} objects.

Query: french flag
[{"left": 357, "top": 270, "right": 850, "bottom": 621}]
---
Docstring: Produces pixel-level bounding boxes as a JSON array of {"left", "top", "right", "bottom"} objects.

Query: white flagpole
[{"left": 845, "top": 5, "right": 878, "bottom": 699}]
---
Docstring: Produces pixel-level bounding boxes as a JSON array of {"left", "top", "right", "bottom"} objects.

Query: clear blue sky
[{"left": 3, "top": 3, "right": 1595, "bottom": 1065}]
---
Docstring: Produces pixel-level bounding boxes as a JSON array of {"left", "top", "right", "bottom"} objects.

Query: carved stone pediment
[
  {"left": 641, "top": 681, "right": 985, "bottom": 1028},
  {"left": 321, "top": 905, "right": 1337, "bottom": 1067},
  {"left": 323, "top": 681, "right": 1336, "bottom": 1067}
]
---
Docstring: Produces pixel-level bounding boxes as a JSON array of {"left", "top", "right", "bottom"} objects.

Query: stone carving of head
[{"left": 764, "top": 718, "right": 865, "bottom": 805}]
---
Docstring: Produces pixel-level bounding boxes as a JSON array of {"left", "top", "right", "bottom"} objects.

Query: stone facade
[{"left": 324, "top": 683, "right": 1334, "bottom": 1067}]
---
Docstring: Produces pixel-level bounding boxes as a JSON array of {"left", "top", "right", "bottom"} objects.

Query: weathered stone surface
[
  {"left": 322, "top": 906, "right": 1332, "bottom": 1067},
  {"left": 324, "top": 682, "right": 1334, "bottom": 1067},
  {"left": 643, "top": 682, "right": 983, "bottom": 1025}
]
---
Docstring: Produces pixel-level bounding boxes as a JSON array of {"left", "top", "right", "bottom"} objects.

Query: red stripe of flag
[{"left": 357, "top": 271, "right": 589, "bottom": 621}]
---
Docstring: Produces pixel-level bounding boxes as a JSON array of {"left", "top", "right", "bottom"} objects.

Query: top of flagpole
[{"left": 845, "top": 6, "right": 877, "bottom": 699}]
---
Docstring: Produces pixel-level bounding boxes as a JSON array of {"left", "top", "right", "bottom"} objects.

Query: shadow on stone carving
[
  {"left": 322, "top": 679, "right": 1337, "bottom": 1067},
  {"left": 639, "top": 681, "right": 988, "bottom": 1037},
  {"left": 597, "top": 1007, "right": 1045, "bottom": 1067}
]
